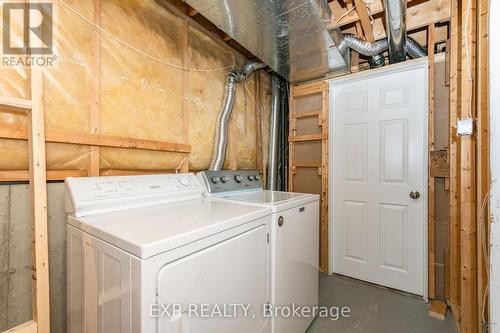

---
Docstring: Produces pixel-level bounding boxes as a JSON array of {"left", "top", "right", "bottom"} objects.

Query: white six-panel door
[{"left": 329, "top": 60, "right": 427, "bottom": 296}]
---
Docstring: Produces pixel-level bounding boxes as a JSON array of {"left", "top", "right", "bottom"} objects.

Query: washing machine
[
  {"left": 65, "top": 173, "right": 272, "bottom": 333},
  {"left": 197, "top": 170, "right": 320, "bottom": 333}
]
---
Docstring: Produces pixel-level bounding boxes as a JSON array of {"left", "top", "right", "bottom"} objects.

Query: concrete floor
[{"left": 307, "top": 274, "right": 458, "bottom": 333}]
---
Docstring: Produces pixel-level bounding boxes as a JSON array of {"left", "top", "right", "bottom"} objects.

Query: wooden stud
[
  {"left": 320, "top": 84, "right": 329, "bottom": 273},
  {"left": 288, "top": 86, "right": 296, "bottom": 191},
  {"left": 0, "top": 96, "right": 32, "bottom": 113},
  {"left": 294, "top": 161, "right": 322, "bottom": 168},
  {"left": 0, "top": 122, "right": 191, "bottom": 153},
  {"left": 448, "top": 0, "right": 461, "bottom": 320},
  {"left": 428, "top": 23, "right": 436, "bottom": 300},
  {"left": 228, "top": 54, "right": 238, "bottom": 171},
  {"left": 292, "top": 82, "right": 325, "bottom": 97},
  {"left": 294, "top": 111, "right": 322, "bottom": 119},
  {"left": 89, "top": 0, "right": 101, "bottom": 177},
  {"left": 28, "top": 66, "right": 51, "bottom": 333},
  {"left": 288, "top": 134, "right": 327, "bottom": 142},
  {"left": 259, "top": 71, "right": 267, "bottom": 180},
  {"left": 353, "top": 0, "right": 374, "bottom": 42},
  {"left": 0, "top": 170, "right": 87, "bottom": 182},
  {"left": 475, "top": 0, "right": 489, "bottom": 329},
  {"left": 429, "top": 300, "right": 448, "bottom": 320},
  {"left": 180, "top": 20, "right": 190, "bottom": 173},
  {"left": 430, "top": 150, "right": 450, "bottom": 177},
  {"left": 459, "top": 0, "right": 478, "bottom": 330},
  {"left": 255, "top": 71, "right": 263, "bottom": 174}
]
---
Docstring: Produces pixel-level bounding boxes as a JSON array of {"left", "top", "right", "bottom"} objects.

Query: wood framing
[
  {"left": 0, "top": 96, "right": 32, "bottom": 114},
  {"left": 352, "top": 0, "right": 374, "bottom": 42},
  {"left": 429, "top": 300, "right": 448, "bottom": 320},
  {"left": 475, "top": 0, "right": 489, "bottom": 330},
  {"left": 0, "top": 169, "right": 87, "bottom": 182},
  {"left": 428, "top": 23, "right": 436, "bottom": 300},
  {"left": 89, "top": 0, "right": 101, "bottom": 177},
  {"left": 459, "top": 0, "right": 478, "bottom": 330},
  {"left": 0, "top": 123, "right": 191, "bottom": 153},
  {"left": 27, "top": 66, "right": 51, "bottom": 333},
  {"left": 448, "top": 0, "right": 461, "bottom": 320},
  {"left": 329, "top": 0, "right": 451, "bottom": 41},
  {"left": 289, "top": 81, "right": 329, "bottom": 272}
]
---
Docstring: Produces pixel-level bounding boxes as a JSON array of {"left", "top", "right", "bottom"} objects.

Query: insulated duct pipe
[
  {"left": 384, "top": 0, "right": 407, "bottom": 63},
  {"left": 334, "top": 33, "right": 427, "bottom": 63},
  {"left": 209, "top": 61, "right": 265, "bottom": 171},
  {"left": 267, "top": 74, "right": 281, "bottom": 190}
]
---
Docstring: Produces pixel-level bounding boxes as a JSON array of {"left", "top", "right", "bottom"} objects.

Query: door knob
[{"left": 409, "top": 191, "right": 421, "bottom": 199}]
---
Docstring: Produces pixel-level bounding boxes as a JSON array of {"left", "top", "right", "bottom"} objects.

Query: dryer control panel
[
  {"left": 65, "top": 173, "right": 202, "bottom": 217},
  {"left": 197, "top": 170, "right": 263, "bottom": 194}
]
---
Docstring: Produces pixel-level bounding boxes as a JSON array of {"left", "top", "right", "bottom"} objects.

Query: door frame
[{"left": 327, "top": 58, "right": 429, "bottom": 301}]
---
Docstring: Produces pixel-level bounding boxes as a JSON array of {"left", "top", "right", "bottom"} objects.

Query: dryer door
[{"left": 156, "top": 225, "right": 269, "bottom": 333}]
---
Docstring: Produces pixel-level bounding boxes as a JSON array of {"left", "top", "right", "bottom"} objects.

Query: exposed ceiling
[
  {"left": 183, "top": 0, "right": 351, "bottom": 82},
  {"left": 165, "top": 0, "right": 451, "bottom": 75},
  {"left": 329, "top": 0, "right": 451, "bottom": 68}
]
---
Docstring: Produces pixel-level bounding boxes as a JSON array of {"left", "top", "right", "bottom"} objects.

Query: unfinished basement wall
[
  {"left": 0, "top": 0, "right": 272, "bottom": 173},
  {"left": 432, "top": 57, "right": 450, "bottom": 300},
  {"left": 0, "top": 1, "right": 271, "bottom": 332}
]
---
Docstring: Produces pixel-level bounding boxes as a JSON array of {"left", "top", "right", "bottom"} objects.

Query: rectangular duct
[{"left": 184, "top": 0, "right": 351, "bottom": 82}]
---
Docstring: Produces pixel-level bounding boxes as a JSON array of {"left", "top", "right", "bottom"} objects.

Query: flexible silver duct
[
  {"left": 406, "top": 36, "right": 428, "bottom": 58},
  {"left": 209, "top": 61, "right": 266, "bottom": 171},
  {"left": 267, "top": 74, "right": 281, "bottom": 190},
  {"left": 337, "top": 34, "right": 389, "bottom": 57},
  {"left": 332, "top": 33, "right": 427, "bottom": 65},
  {"left": 384, "top": 0, "right": 407, "bottom": 63}
]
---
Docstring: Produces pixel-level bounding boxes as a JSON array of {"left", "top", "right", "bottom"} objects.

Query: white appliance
[
  {"left": 65, "top": 173, "right": 272, "bottom": 333},
  {"left": 197, "top": 170, "right": 320, "bottom": 333}
]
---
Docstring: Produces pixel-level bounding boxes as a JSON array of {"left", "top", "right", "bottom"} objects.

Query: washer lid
[
  {"left": 68, "top": 198, "right": 271, "bottom": 259},
  {"left": 217, "top": 190, "right": 319, "bottom": 213}
]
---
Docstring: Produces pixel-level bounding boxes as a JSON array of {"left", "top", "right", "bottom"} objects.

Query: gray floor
[{"left": 307, "top": 274, "right": 458, "bottom": 333}]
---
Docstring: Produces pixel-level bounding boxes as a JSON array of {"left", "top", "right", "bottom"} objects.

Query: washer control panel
[{"left": 197, "top": 170, "right": 262, "bottom": 194}]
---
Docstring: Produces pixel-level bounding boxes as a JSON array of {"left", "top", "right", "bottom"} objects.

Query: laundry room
[{"left": 0, "top": 0, "right": 497, "bottom": 333}]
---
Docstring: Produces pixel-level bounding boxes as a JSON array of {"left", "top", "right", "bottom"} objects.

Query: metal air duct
[
  {"left": 209, "top": 61, "right": 265, "bottom": 171},
  {"left": 267, "top": 74, "right": 281, "bottom": 190},
  {"left": 383, "top": 0, "right": 407, "bottom": 63},
  {"left": 183, "top": 0, "right": 351, "bottom": 82}
]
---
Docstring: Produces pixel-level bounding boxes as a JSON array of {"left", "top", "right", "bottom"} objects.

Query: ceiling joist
[{"left": 329, "top": 0, "right": 451, "bottom": 41}]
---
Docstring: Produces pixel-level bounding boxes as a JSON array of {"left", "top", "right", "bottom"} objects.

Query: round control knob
[
  {"left": 234, "top": 175, "right": 243, "bottom": 183},
  {"left": 254, "top": 175, "right": 260, "bottom": 181},
  {"left": 221, "top": 176, "right": 229, "bottom": 183},
  {"left": 247, "top": 175, "right": 254, "bottom": 181},
  {"left": 211, "top": 176, "right": 220, "bottom": 184}
]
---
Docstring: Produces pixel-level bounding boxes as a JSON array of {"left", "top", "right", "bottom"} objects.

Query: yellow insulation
[{"left": 0, "top": 0, "right": 271, "bottom": 172}]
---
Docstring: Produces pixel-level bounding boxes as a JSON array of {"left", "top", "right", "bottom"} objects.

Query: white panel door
[{"left": 329, "top": 61, "right": 427, "bottom": 296}]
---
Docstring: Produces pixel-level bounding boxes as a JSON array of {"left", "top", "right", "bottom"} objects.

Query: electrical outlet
[{"left": 457, "top": 118, "right": 474, "bottom": 136}]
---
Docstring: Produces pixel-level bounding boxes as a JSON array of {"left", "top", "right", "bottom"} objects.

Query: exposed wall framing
[
  {"left": 289, "top": 81, "right": 329, "bottom": 272},
  {"left": 0, "top": 35, "right": 50, "bottom": 333},
  {"left": 447, "top": 0, "right": 490, "bottom": 331}
]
